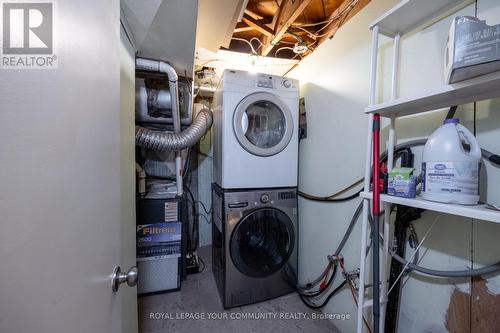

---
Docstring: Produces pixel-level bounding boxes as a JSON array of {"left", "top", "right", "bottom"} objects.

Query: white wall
[{"left": 288, "top": 0, "right": 500, "bottom": 331}]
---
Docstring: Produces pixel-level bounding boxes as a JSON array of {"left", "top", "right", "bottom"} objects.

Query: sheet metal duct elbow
[{"left": 135, "top": 109, "right": 213, "bottom": 151}]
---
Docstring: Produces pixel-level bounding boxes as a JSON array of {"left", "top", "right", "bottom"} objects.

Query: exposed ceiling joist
[
  {"left": 317, "top": 0, "right": 370, "bottom": 45},
  {"left": 241, "top": 13, "right": 274, "bottom": 36},
  {"left": 261, "top": 0, "right": 313, "bottom": 56},
  {"left": 235, "top": 17, "right": 273, "bottom": 33},
  {"left": 244, "top": 9, "right": 264, "bottom": 20},
  {"left": 227, "top": 0, "right": 371, "bottom": 60},
  {"left": 234, "top": 23, "right": 254, "bottom": 33}
]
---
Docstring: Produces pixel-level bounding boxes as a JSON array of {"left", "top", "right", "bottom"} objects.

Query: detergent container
[{"left": 422, "top": 118, "right": 481, "bottom": 205}]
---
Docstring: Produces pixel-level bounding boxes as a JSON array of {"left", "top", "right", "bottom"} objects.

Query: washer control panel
[{"left": 225, "top": 189, "right": 297, "bottom": 212}]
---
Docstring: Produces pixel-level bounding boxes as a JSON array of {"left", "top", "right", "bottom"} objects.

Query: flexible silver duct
[{"left": 135, "top": 109, "right": 213, "bottom": 151}]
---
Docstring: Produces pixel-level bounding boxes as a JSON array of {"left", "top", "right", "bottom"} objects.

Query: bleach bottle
[{"left": 422, "top": 118, "right": 481, "bottom": 205}]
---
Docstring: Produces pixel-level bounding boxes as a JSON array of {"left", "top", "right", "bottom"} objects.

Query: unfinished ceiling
[{"left": 227, "top": 0, "right": 371, "bottom": 59}]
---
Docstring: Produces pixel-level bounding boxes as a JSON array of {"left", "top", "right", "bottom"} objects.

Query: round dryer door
[
  {"left": 233, "top": 92, "right": 293, "bottom": 157},
  {"left": 230, "top": 208, "right": 295, "bottom": 278}
]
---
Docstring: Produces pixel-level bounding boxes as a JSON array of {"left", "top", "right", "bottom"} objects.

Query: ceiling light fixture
[{"left": 292, "top": 42, "right": 308, "bottom": 54}]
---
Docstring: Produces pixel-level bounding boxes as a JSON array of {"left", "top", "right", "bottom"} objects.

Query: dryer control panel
[
  {"left": 222, "top": 69, "right": 299, "bottom": 92},
  {"left": 257, "top": 74, "right": 275, "bottom": 89}
]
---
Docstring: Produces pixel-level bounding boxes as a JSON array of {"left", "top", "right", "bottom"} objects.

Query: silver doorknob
[{"left": 112, "top": 266, "right": 138, "bottom": 292}]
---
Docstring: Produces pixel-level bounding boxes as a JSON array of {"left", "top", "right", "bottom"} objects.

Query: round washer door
[
  {"left": 233, "top": 92, "right": 293, "bottom": 157},
  {"left": 230, "top": 208, "right": 295, "bottom": 278}
]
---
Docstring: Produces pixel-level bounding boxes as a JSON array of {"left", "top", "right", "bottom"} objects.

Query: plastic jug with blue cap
[{"left": 422, "top": 118, "right": 481, "bottom": 205}]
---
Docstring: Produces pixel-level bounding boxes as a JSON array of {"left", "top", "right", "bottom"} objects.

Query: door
[
  {"left": 230, "top": 208, "right": 295, "bottom": 278},
  {"left": 0, "top": 1, "right": 137, "bottom": 333},
  {"left": 233, "top": 92, "right": 294, "bottom": 156}
]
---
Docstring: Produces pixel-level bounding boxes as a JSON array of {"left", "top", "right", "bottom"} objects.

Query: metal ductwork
[
  {"left": 135, "top": 109, "right": 212, "bottom": 151},
  {"left": 135, "top": 58, "right": 213, "bottom": 196}
]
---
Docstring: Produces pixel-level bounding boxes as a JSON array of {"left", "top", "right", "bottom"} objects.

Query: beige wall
[{"left": 289, "top": 0, "right": 500, "bottom": 331}]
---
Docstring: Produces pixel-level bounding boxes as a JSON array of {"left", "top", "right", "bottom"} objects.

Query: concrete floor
[{"left": 138, "top": 246, "right": 340, "bottom": 333}]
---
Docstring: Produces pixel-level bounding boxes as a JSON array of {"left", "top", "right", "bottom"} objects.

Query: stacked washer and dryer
[{"left": 212, "top": 69, "right": 300, "bottom": 308}]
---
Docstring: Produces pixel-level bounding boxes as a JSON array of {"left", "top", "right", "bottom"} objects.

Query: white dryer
[{"left": 213, "top": 69, "right": 299, "bottom": 189}]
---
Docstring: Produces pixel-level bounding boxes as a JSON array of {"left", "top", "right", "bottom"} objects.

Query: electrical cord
[
  {"left": 231, "top": 37, "right": 257, "bottom": 54},
  {"left": 291, "top": 0, "right": 358, "bottom": 28},
  {"left": 298, "top": 189, "right": 361, "bottom": 202},
  {"left": 289, "top": 0, "right": 358, "bottom": 39},
  {"left": 275, "top": 46, "right": 294, "bottom": 57},
  {"left": 298, "top": 177, "right": 364, "bottom": 202},
  {"left": 292, "top": 26, "right": 318, "bottom": 40},
  {"left": 298, "top": 263, "right": 338, "bottom": 297},
  {"left": 197, "top": 200, "right": 212, "bottom": 215},
  {"left": 286, "top": 31, "right": 303, "bottom": 43},
  {"left": 299, "top": 280, "right": 348, "bottom": 309},
  {"left": 199, "top": 213, "right": 211, "bottom": 225},
  {"left": 283, "top": 261, "right": 347, "bottom": 311},
  {"left": 296, "top": 262, "right": 334, "bottom": 289},
  {"left": 184, "top": 184, "right": 198, "bottom": 254},
  {"left": 250, "top": 37, "right": 264, "bottom": 51}
]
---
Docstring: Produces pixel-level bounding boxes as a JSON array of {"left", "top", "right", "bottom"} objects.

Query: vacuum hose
[{"left": 135, "top": 109, "right": 213, "bottom": 151}]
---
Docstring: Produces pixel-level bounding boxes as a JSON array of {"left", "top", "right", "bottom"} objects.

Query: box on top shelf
[{"left": 445, "top": 16, "right": 500, "bottom": 84}]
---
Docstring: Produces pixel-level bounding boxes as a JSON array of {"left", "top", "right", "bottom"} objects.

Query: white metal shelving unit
[{"left": 356, "top": 1, "right": 500, "bottom": 332}]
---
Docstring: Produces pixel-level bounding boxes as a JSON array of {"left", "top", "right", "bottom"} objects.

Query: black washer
[{"left": 230, "top": 208, "right": 295, "bottom": 278}]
